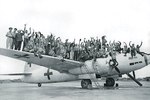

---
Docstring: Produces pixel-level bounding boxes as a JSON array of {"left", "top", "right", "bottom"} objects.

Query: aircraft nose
[{"left": 143, "top": 54, "right": 150, "bottom": 65}]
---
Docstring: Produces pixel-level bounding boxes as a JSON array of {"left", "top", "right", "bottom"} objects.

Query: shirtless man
[
  {"left": 136, "top": 41, "right": 143, "bottom": 56},
  {"left": 129, "top": 41, "right": 136, "bottom": 58}
]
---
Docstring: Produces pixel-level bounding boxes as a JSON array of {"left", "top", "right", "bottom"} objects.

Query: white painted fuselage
[
  {"left": 22, "top": 53, "right": 150, "bottom": 84},
  {"left": 69, "top": 54, "right": 148, "bottom": 76},
  {"left": 22, "top": 63, "right": 79, "bottom": 83}
]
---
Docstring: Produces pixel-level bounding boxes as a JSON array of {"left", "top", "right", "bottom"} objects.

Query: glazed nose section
[
  {"left": 147, "top": 55, "right": 150, "bottom": 65},
  {"left": 144, "top": 55, "right": 150, "bottom": 65}
]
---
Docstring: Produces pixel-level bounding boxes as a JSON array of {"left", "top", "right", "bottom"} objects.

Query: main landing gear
[
  {"left": 81, "top": 79, "right": 92, "bottom": 89},
  {"left": 81, "top": 78, "right": 117, "bottom": 89},
  {"left": 104, "top": 78, "right": 115, "bottom": 87},
  {"left": 38, "top": 83, "right": 42, "bottom": 87}
]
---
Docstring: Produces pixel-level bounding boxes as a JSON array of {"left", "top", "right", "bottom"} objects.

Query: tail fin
[
  {"left": 24, "top": 62, "right": 32, "bottom": 72},
  {"left": 24, "top": 62, "right": 39, "bottom": 73}
]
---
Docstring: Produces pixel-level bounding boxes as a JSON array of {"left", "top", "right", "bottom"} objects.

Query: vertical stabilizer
[{"left": 24, "top": 62, "right": 39, "bottom": 73}]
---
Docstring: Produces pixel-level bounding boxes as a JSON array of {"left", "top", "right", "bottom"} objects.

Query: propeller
[
  {"left": 110, "top": 60, "right": 142, "bottom": 86},
  {"left": 114, "top": 66, "right": 120, "bottom": 74},
  {"left": 127, "top": 73, "right": 142, "bottom": 86},
  {"left": 109, "top": 59, "right": 121, "bottom": 74},
  {"left": 126, "top": 71, "right": 143, "bottom": 86},
  {"left": 132, "top": 71, "right": 136, "bottom": 79}
]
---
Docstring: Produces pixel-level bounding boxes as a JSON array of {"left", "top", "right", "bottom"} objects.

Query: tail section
[
  {"left": 0, "top": 62, "right": 41, "bottom": 77},
  {"left": 24, "top": 62, "right": 40, "bottom": 73},
  {"left": 0, "top": 62, "right": 33, "bottom": 76},
  {"left": 24, "top": 62, "right": 32, "bottom": 73}
]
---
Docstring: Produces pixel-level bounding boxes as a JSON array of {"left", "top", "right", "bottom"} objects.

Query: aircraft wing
[{"left": 0, "top": 48, "right": 84, "bottom": 73}]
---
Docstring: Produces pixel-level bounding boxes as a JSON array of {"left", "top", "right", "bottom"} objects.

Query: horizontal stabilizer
[{"left": 0, "top": 73, "right": 32, "bottom": 76}]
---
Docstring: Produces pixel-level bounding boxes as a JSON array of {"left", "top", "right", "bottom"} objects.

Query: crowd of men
[{"left": 6, "top": 24, "right": 143, "bottom": 62}]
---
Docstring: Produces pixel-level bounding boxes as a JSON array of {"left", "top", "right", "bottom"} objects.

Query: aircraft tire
[
  {"left": 106, "top": 78, "right": 115, "bottom": 87},
  {"left": 81, "top": 79, "right": 92, "bottom": 89},
  {"left": 38, "top": 83, "right": 42, "bottom": 87}
]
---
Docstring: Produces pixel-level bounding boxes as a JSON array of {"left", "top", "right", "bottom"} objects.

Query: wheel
[
  {"left": 81, "top": 79, "right": 92, "bottom": 89},
  {"left": 38, "top": 83, "right": 42, "bottom": 87},
  {"left": 106, "top": 78, "right": 115, "bottom": 87}
]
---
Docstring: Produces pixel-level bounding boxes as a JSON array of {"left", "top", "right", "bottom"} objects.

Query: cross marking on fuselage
[{"left": 44, "top": 69, "right": 53, "bottom": 80}]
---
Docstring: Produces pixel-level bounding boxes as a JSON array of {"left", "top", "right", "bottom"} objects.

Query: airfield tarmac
[{"left": 0, "top": 81, "right": 150, "bottom": 100}]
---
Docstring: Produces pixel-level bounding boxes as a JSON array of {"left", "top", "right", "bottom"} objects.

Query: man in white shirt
[{"left": 6, "top": 27, "right": 13, "bottom": 49}]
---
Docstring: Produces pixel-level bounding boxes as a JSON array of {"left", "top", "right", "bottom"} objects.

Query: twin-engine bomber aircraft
[{"left": 0, "top": 48, "right": 150, "bottom": 89}]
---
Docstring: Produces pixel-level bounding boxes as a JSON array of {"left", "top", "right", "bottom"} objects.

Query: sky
[{"left": 0, "top": 0, "right": 150, "bottom": 79}]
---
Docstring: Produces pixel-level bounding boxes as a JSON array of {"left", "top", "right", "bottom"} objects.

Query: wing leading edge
[{"left": 0, "top": 48, "right": 84, "bottom": 73}]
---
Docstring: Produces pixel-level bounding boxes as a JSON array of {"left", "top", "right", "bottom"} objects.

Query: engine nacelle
[{"left": 69, "top": 57, "right": 110, "bottom": 75}]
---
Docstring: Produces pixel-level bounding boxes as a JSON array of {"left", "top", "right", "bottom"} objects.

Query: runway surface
[{"left": 0, "top": 81, "right": 150, "bottom": 100}]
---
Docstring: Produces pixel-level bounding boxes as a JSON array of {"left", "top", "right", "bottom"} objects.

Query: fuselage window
[
  {"left": 130, "top": 63, "right": 134, "bottom": 66},
  {"left": 129, "top": 61, "right": 142, "bottom": 66},
  {"left": 139, "top": 61, "right": 142, "bottom": 63}
]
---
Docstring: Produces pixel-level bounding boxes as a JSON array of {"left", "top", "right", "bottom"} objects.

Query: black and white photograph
[{"left": 0, "top": 0, "right": 150, "bottom": 100}]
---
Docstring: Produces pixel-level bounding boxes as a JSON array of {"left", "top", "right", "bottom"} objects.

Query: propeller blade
[
  {"left": 127, "top": 73, "right": 142, "bottom": 86},
  {"left": 114, "top": 66, "right": 121, "bottom": 74},
  {"left": 109, "top": 59, "right": 121, "bottom": 74},
  {"left": 132, "top": 71, "right": 136, "bottom": 79}
]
